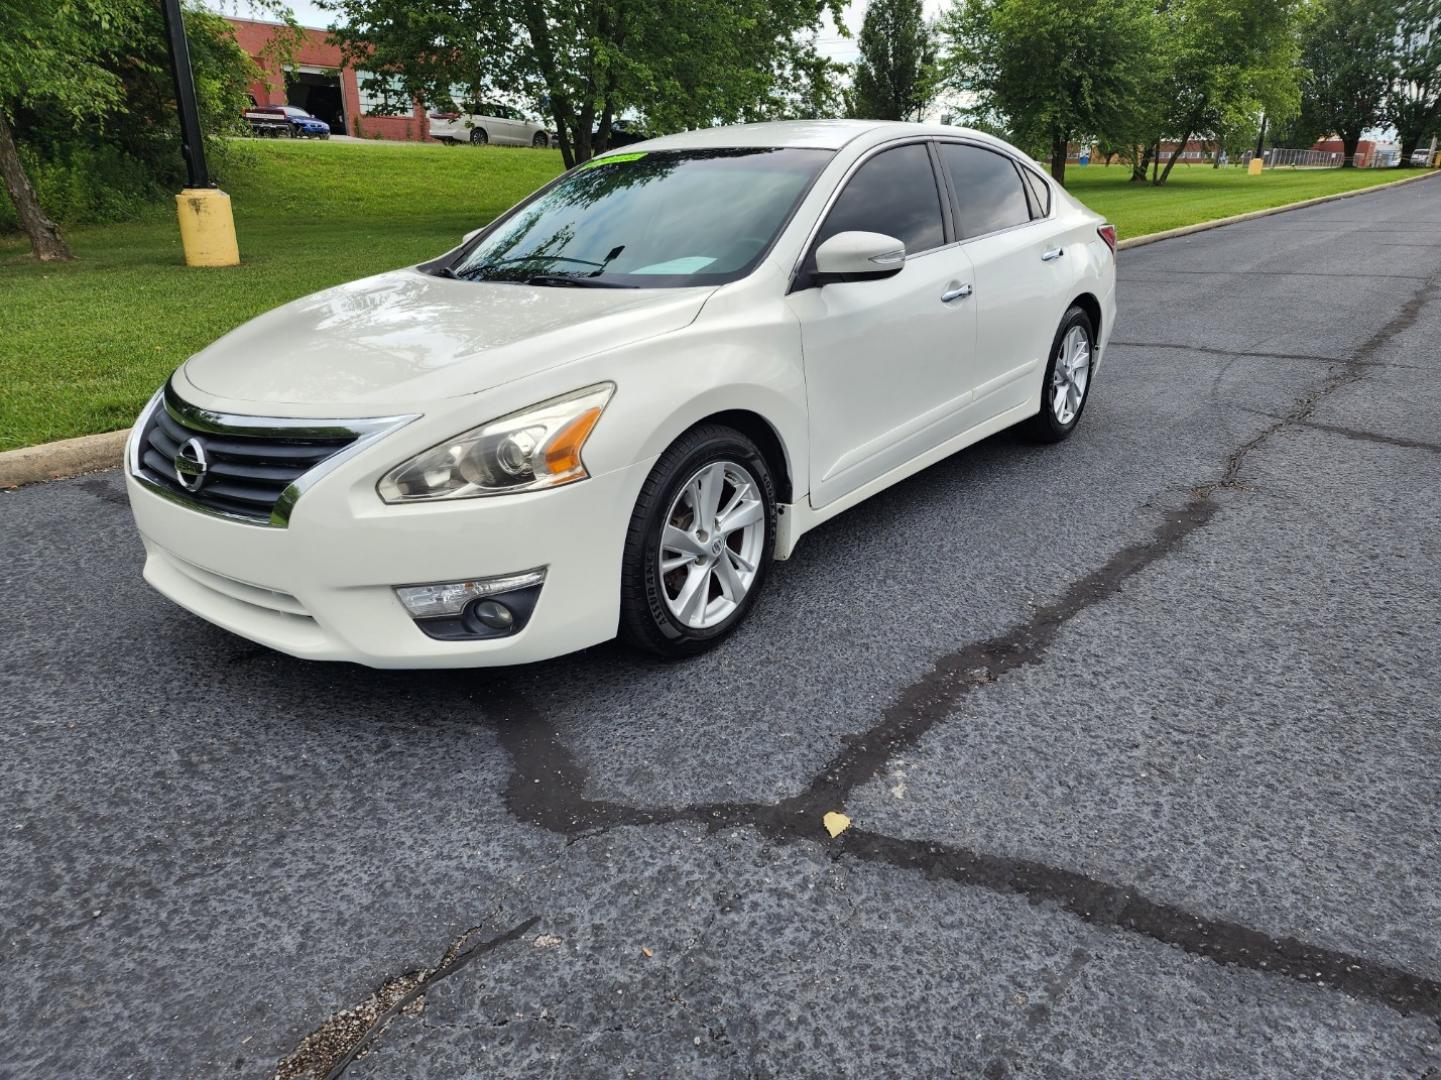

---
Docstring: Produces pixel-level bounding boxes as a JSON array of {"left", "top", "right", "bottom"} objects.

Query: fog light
[
  {"left": 394, "top": 568, "right": 546, "bottom": 619},
  {"left": 471, "top": 599, "right": 514, "bottom": 630}
]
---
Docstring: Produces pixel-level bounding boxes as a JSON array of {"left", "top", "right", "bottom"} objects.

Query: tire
[
  {"left": 1023, "top": 304, "right": 1095, "bottom": 443},
  {"left": 533, "top": 132, "right": 548, "bottom": 148},
  {"left": 619, "top": 425, "right": 777, "bottom": 658},
  {"left": 469, "top": 128, "right": 488, "bottom": 146}
]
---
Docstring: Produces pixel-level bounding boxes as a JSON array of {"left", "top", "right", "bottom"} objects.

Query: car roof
[{"left": 614, "top": 119, "right": 1013, "bottom": 155}]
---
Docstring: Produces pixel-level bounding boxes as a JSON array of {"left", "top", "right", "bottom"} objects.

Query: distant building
[{"left": 227, "top": 17, "right": 431, "bottom": 141}]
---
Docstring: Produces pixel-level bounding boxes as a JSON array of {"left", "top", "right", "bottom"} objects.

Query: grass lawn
[
  {"left": 1064, "top": 161, "right": 1414, "bottom": 238},
  {"left": 0, "top": 139, "right": 1425, "bottom": 451}
]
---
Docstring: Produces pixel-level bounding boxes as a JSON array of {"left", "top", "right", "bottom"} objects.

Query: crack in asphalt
[
  {"left": 480, "top": 271, "right": 1441, "bottom": 1023},
  {"left": 1288, "top": 417, "right": 1441, "bottom": 455},
  {"left": 273, "top": 917, "right": 539, "bottom": 1080}
]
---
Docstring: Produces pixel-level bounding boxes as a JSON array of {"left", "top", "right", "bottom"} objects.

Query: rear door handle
[
  {"left": 1041, "top": 247, "right": 1065, "bottom": 262},
  {"left": 941, "top": 284, "right": 973, "bottom": 302}
]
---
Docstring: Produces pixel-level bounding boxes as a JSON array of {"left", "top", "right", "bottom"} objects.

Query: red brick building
[
  {"left": 227, "top": 17, "right": 430, "bottom": 141},
  {"left": 1310, "top": 139, "right": 1380, "bottom": 167}
]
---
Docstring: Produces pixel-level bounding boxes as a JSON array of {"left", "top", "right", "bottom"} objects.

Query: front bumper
[{"left": 126, "top": 456, "right": 654, "bottom": 669}]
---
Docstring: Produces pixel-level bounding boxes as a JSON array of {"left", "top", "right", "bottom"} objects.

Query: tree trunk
[
  {"left": 0, "top": 109, "right": 70, "bottom": 261},
  {"left": 1341, "top": 129, "right": 1362, "bottom": 168},
  {"left": 1155, "top": 129, "right": 1192, "bottom": 185},
  {"left": 1050, "top": 133, "right": 1067, "bottom": 184},
  {"left": 1212, "top": 141, "right": 1223, "bottom": 168},
  {"left": 1397, "top": 129, "right": 1421, "bottom": 168},
  {"left": 1130, "top": 142, "right": 1154, "bottom": 182},
  {"left": 520, "top": 2, "right": 579, "bottom": 168}
]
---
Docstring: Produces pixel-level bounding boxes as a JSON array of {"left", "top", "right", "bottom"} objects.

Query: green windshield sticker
[{"left": 579, "top": 151, "right": 648, "bottom": 170}]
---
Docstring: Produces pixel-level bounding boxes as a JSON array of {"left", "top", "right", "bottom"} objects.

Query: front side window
[
  {"left": 450, "top": 147, "right": 832, "bottom": 288},
  {"left": 940, "top": 144, "right": 1032, "bottom": 239},
  {"left": 813, "top": 143, "right": 945, "bottom": 257}
]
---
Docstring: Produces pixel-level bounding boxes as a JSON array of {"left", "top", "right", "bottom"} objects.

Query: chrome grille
[{"left": 128, "top": 381, "right": 416, "bottom": 527}]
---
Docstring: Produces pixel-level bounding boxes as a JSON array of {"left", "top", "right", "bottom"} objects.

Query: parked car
[
  {"left": 429, "top": 103, "right": 551, "bottom": 147},
  {"left": 125, "top": 120, "right": 1116, "bottom": 667},
  {"left": 1410, "top": 148, "right": 1434, "bottom": 167},
  {"left": 243, "top": 105, "right": 332, "bottom": 139},
  {"left": 600, "top": 119, "right": 650, "bottom": 148}
]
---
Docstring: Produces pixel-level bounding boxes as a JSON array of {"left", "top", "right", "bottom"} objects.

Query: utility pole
[{"left": 162, "top": 0, "right": 239, "bottom": 265}]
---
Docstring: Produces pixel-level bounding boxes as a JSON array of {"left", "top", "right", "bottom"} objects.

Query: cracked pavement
[{"left": 3, "top": 178, "right": 1441, "bottom": 1079}]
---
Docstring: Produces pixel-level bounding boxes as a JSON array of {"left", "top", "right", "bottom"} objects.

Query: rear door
[
  {"left": 788, "top": 141, "right": 980, "bottom": 509},
  {"left": 936, "top": 142, "right": 1076, "bottom": 420}
]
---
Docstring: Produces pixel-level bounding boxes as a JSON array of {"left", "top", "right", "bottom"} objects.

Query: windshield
[{"left": 448, "top": 147, "right": 832, "bottom": 289}]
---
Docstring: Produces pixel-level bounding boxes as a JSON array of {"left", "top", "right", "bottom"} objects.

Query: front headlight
[{"left": 377, "top": 383, "right": 614, "bottom": 503}]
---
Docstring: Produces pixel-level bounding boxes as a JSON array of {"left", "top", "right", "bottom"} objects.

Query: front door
[{"left": 787, "top": 142, "right": 980, "bottom": 509}]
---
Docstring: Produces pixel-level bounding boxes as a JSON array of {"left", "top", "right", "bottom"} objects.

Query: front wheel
[
  {"left": 619, "top": 425, "right": 777, "bottom": 658},
  {"left": 532, "top": 132, "right": 548, "bottom": 148},
  {"left": 1023, "top": 305, "right": 1095, "bottom": 442}
]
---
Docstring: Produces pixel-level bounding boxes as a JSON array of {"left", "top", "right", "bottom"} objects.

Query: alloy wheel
[
  {"left": 1051, "top": 324, "right": 1091, "bottom": 425},
  {"left": 658, "top": 460, "right": 765, "bottom": 629}
]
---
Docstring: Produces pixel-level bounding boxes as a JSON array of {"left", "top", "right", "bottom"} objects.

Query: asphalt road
[{"left": 4, "top": 178, "right": 1441, "bottom": 1080}]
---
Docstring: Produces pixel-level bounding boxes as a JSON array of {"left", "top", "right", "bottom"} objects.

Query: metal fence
[{"left": 1239, "top": 148, "right": 1347, "bottom": 169}]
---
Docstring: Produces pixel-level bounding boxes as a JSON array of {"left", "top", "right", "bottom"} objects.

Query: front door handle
[
  {"left": 941, "top": 283, "right": 973, "bottom": 302},
  {"left": 1041, "top": 247, "right": 1065, "bottom": 262}
]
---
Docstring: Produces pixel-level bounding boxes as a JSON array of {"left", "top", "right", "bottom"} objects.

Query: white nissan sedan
[{"left": 125, "top": 120, "right": 1116, "bottom": 667}]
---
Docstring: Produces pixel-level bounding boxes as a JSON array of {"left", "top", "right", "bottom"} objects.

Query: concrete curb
[
  {"left": 0, "top": 428, "right": 131, "bottom": 490},
  {"left": 4, "top": 169, "right": 1438, "bottom": 491},
  {"left": 1115, "top": 168, "right": 1441, "bottom": 251}
]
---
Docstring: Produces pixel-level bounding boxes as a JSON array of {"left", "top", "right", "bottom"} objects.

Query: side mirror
[
  {"left": 813, "top": 231, "right": 906, "bottom": 283},
  {"left": 462, "top": 227, "right": 483, "bottom": 244}
]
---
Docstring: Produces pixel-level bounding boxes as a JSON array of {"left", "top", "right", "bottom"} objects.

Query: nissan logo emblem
[{"left": 174, "top": 437, "right": 210, "bottom": 493}]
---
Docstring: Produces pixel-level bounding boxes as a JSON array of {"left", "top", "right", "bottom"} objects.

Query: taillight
[
  {"left": 429, "top": 111, "right": 459, "bottom": 121},
  {"left": 1097, "top": 224, "right": 1117, "bottom": 253}
]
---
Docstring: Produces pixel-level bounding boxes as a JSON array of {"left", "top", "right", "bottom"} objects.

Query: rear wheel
[
  {"left": 1023, "top": 305, "right": 1094, "bottom": 442},
  {"left": 469, "top": 128, "right": 488, "bottom": 146},
  {"left": 619, "top": 425, "right": 776, "bottom": 658}
]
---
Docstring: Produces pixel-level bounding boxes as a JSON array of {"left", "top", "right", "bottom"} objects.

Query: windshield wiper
[{"left": 519, "top": 273, "right": 637, "bottom": 289}]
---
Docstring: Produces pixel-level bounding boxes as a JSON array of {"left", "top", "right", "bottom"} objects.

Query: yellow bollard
[
  {"left": 174, "top": 187, "right": 239, "bottom": 267},
  {"left": 1247, "top": 157, "right": 1264, "bottom": 176}
]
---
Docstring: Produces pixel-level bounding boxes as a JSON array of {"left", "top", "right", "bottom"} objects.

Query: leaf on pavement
[{"left": 822, "top": 811, "right": 851, "bottom": 838}]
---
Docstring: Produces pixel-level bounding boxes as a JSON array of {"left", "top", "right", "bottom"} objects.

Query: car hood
[{"left": 181, "top": 269, "right": 714, "bottom": 408}]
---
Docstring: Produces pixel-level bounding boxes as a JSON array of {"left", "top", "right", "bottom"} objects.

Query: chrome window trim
[{"left": 127, "top": 375, "right": 418, "bottom": 528}]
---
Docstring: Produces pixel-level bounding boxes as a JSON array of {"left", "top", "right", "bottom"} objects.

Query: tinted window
[
  {"left": 940, "top": 144, "right": 1032, "bottom": 238},
  {"left": 451, "top": 147, "right": 832, "bottom": 288},
  {"left": 1022, "top": 168, "right": 1051, "bottom": 216},
  {"left": 815, "top": 144, "right": 945, "bottom": 256}
]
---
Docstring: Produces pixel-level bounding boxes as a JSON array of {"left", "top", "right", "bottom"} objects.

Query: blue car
[{"left": 244, "top": 105, "right": 333, "bottom": 139}]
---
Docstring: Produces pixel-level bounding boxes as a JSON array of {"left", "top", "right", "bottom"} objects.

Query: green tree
[
  {"left": 0, "top": 0, "right": 267, "bottom": 260},
  {"left": 849, "top": 0, "right": 935, "bottom": 121},
  {"left": 0, "top": 0, "right": 141, "bottom": 259},
  {"left": 1296, "top": 0, "right": 1397, "bottom": 165},
  {"left": 1386, "top": 0, "right": 1441, "bottom": 165},
  {"left": 320, "top": 0, "right": 845, "bottom": 168},
  {"left": 1150, "top": 0, "right": 1302, "bottom": 185},
  {"left": 938, "top": 0, "right": 1158, "bottom": 184}
]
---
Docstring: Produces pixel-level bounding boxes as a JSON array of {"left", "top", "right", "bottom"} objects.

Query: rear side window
[
  {"left": 940, "top": 144, "right": 1032, "bottom": 239},
  {"left": 814, "top": 143, "right": 945, "bottom": 257},
  {"left": 1021, "top": 168, "right": 1051, "bottom": 217}
]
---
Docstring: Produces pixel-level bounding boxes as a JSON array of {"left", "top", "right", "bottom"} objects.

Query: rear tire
[
  {"left": 619, "top": 425, "right": 777, "bottom": 658},
  {"left": 1023, "top": 305, "right": 1095, "bottom": 443},
  {"left": 470, "top": 128, "right": 488, "bottom": 146}
]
